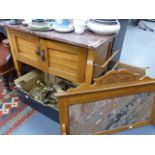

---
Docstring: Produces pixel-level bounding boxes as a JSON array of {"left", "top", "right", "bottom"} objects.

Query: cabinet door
[
  {"left": 40, "top": 39, "right": 87, "bottom": 83},
  {"left": 58, "top": 70, "right": 155, "bottom": 135},
  {"left": 9, "top": 29, "right": 46, "bottom": 71}
]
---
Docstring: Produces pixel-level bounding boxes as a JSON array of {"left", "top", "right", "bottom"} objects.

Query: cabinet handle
[
  {"left": 35, "top": 47, "right": 40, "bottom": 55},
  {"left": 40, "top": 49, "right": 45, "bottom": 61}
]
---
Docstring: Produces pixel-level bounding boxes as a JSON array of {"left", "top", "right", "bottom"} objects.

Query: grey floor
[
  {"left": 120, "top": 22, "right": 155, "bottom": 78},
  {"left": 13, "top": 22, "right": 155, "bottom": 135}
]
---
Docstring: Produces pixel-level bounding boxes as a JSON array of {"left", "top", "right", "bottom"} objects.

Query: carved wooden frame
[{"left": 58, "top": 69, "right": 155, "bottom": 135}]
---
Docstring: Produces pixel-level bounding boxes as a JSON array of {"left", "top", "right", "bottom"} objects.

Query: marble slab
[
  {"left": 0, "top": 21, "right": 114, "bottom": 49},
  {"left": 69, "top": 92, "right": 154, "bottom": 135}
]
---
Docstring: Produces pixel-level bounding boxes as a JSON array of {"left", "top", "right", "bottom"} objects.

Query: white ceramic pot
[
  {"left": 74, "top": 25, "right": 86, "bottom": 34},
  {"left": 87, "top": 20, "right": 121, "bottom": 35},
  {"left": 73, "top": 19, "right": 87, "bottom": 34}
]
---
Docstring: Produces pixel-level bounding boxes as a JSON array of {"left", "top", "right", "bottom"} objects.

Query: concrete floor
[
  {"left": 13, "top": 112, "right": 60, "bottom": 135},
  {"left": 120, "top": 22, "right": 155, "bottom": 78},
  {"left": 13, "top": 22, "right": 155, "bottom": 135}
]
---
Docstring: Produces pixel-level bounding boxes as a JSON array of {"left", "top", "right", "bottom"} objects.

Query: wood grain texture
[
  {"left": 40, "top": 39, "right": 87, "bottom": 83},
  {"left": 6, "top": 28, "right": 22, "bottom": 76},
  {"left": 7, "top": 29, "right": 48, "bottom": 72},
  {"left": 94, "top": 41, "right": 113, "bottom": 78},
  {"left": 84, "top": 49, "right": 95, "bottom": 84},
  {"left": 58, "top": 96, "right": 70, "bottom": 134},
  {"left": 93, "top": 42, "right": 110, "bottom": 76}
]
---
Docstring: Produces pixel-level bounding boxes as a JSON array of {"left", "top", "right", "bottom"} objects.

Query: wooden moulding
[
  {"left": 65, "top": 68, "right": 150, "bottom": 94},
  {"left": 111, "top": 61, "right": 146, "bottom": 76},
  {"left": 96, "top": 121, "right": 151, "bottom": 135}
]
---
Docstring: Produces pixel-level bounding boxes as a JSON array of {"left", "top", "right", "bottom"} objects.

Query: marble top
[{"left": 0, "top": 21, "right": 114, "bottom": 49}]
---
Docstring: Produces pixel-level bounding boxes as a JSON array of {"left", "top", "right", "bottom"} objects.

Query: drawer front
[
  {"left": 8, "top": 30, "right": 45, "bottom": 70},
  {"left": 59, "top": 70, "right": 155, "bottom": 135},
  {"left": 41, "top": 39, "right": 87, "bottom": 83}
]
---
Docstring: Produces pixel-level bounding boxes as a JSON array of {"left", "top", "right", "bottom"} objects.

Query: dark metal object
[
  {"left": 35, "top": 48, "right": 46, "bottom": 61},
  {"left": 40, "top": 49, "right": 46, "bottom": 61}
]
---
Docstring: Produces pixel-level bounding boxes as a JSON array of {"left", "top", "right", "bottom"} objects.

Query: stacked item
[
  {"left": 28, "top": 19, "right": 53, "bottom": 31},
  {"left": 27, "top": 19, "right": 73, "bottom": 32},
  {"left": 28, "top": 79, "right": 75, "bottom": 108},
  {"left": 53, "top": 19, "right": 74, "bottom": 32},
  {"left": 25, "top": 19, "right": 121, "bottom": 35},
  {"left": 29, "top": 80, "right": 58, "bottom": 107}
]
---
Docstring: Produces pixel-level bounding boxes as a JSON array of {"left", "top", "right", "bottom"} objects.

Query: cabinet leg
[
  {"left": 6, "top": 29, "right": 22, "bottom": 77},
  {"left": 85, "top": 49, "right": 95, "bottom": 84},
  {"left": 14, "top": 60, "right": 22, "bottom": 77}
]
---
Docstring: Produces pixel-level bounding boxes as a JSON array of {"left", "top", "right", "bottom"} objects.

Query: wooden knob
[{"left": 35, "top": 47, "right": 40, "bottom": 55}]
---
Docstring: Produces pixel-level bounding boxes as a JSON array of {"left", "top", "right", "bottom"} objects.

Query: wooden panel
[
  {"left": 8, "top": 29, "right": 46, "bottom": 71},
  {"left": 40, "top": 39, "right": 87, "bottom": 83},
  {"left": 93, "top": 42, "right": 112, "bottom": 78},
  {"left": 17, "top": 38, "right": 37, "bottom": 59},
  {"left": 49, "top": 50, "right": 78, "bottom": 74}
]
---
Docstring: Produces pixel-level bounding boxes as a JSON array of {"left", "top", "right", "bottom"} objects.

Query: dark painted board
[
  {"left": 112, "top": 19, "right": 129, "bottom": 61},
  {"left": 16, "top": 88, "right": 59, "bottom": 123}
]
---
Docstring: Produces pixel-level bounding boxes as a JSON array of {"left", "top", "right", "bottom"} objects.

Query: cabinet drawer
[
  {"left": 8, "top": 30, "right": 45, "bottom": 71},
  {"left": 41, "top": 39, "right": 87, "bottom": 83},
  {"left": 14, "top": 70, "right": 77, "bottom": 122}
]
